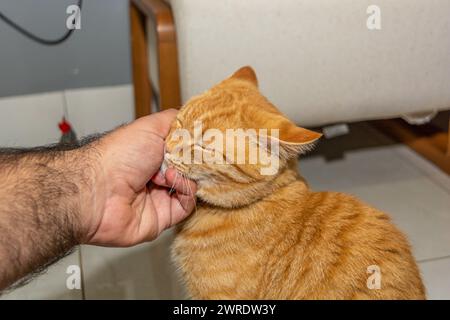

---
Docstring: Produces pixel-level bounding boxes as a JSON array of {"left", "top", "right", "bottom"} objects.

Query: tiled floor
[
  {"left": 1, "top": 249, "right": 82, "bottom": 300},
  {"left": 80, "top": 231, "right": 186, "bottom": 299},
  {"left": 301, "top": 122, "right": 450, "bottom": 299},
  {"left": 1, "top": 115, "right": 449, "bottom": 299}
]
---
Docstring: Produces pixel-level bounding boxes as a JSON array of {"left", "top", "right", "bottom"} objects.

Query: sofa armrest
[
  {"left": 132, "top": 0, "right": 176, "bottom": 43},
  {"left": 130, "top": 0, "right": 181, "bottom": 115}
]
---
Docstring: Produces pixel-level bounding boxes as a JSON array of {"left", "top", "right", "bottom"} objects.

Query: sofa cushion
[{"left": 169, "top": 0, "right": 450, "bottom": 126}]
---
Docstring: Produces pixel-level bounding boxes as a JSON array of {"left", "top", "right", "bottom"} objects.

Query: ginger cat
[{"left": 166, "top": 66, "right": 425, "bottom": 299}]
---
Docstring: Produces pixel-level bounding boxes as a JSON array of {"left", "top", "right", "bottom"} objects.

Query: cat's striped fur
[{"left": 166, "top": 67, "right": 425, "bottom": 299}]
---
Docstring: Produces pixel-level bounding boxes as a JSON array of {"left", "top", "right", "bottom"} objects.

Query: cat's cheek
[
  {"left": 196, "top": 189, "right": 206, "bottom": 199},
  {"left": 160, "top": 160, "right": 168, "bottom": 175},
  {"left": 194, "top": 181, "right": 207, "bottom": 195},
  {"left": 195, "top": 181, "right": 215, "bottom": 199}
]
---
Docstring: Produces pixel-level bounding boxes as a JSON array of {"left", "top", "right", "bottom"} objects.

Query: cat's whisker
[
  {"left": 184, "top": 173, "right": 197, "bottom": 214},
  {"left": 174, "top": 170, "right": 198, "bottom": 214},
  {"left": 169, "top": 169, "right": 179, "bottom": 194}
]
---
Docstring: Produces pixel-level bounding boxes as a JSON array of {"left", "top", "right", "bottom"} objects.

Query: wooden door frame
[{"left": 129, "top": 0, "right": 181, "bottom": 117}]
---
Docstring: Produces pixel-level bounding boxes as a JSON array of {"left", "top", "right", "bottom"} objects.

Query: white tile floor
[
  {"left": 80, "top": 231, "right": 185, "bottom": 300},
  {"left": 301, "top": 122, "right": 450, "bottom": 300},
  {"left": 1, "top": 249, "right": 82, "bottom": 300}
]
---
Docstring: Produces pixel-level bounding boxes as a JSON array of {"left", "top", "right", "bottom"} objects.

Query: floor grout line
[
  {"left": 394, "top": 147, "right": 450, "bottom": 195},
  {"left": 78, "top": 245, "right": 86, "bottom": 300}
]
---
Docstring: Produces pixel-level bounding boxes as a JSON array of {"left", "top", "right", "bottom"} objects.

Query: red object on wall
[
  {"left": 58, "top": 117, "right": 78, "bottom": 145},
  {"left": 58, "top": 118, "right": 72, "bottom": 134}
]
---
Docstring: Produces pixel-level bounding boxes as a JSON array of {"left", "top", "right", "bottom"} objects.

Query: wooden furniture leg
[
  {"left": 130, "top": 0, "right": 181, "bottom": 116},
  {"left": 447, "top": 116, "right": 450, "bottom": 157},
  {"left": 373, "top": 116, "right": 450, "bottom": 175},
  {"left": 130, "top": 3, "right": 152, "bottom": 118}
]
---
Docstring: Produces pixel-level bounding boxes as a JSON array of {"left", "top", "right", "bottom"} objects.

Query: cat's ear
[
  {"left": 279, "top": 122, "right": 322, "bottom": 146},
  {"left": 268, "top": 116, "right": 322, "bottom": 156},
  {"left": 231, "top": 66, "right": 258, "bottom": 87}
]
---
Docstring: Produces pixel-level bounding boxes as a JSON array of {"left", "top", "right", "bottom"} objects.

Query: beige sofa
[
  {"left": 130, "top": 0, "right": 450, "bottom": 172},
  {"left": 169, "top": 0, "right": 450, "bottom": 126},
  {"left": 133, "top": 0, "right": 450, "bottom": 126}
]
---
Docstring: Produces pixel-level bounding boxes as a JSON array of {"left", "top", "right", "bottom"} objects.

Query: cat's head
[{"left": 163, "top": 66, "right": 321, "bottom": 207}]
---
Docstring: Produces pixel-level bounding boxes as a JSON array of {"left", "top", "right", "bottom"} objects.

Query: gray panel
[{"left": 0, "top": 0, "right": 131, "bottom": 97}]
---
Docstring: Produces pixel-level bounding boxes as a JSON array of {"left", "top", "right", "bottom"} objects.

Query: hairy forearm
[{"left": 0, "top": 142, "right": 99, "bottom": 291}]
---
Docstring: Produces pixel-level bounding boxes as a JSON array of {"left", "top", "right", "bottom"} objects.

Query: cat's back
[
  {"left": 286, "top": 189, "right": 426, "bottom": 299},
  {"left": 173, "top": 181, "right": 425, "bottom": 299}
]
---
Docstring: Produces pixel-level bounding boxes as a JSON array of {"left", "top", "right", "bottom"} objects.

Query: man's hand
[
  {"left": 80, "top": 109, "right": 197, "bottom": 246},
  {"left": 0, "top": 109, "right": 195, "bottom": 290}
]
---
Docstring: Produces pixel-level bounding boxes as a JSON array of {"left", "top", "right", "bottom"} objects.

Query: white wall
[
  {"left": 0, "top": 0, "right": 131, "bottom": 97},
  {"left": 0, "top": 84, "right": 134, "bottom": 147}
]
